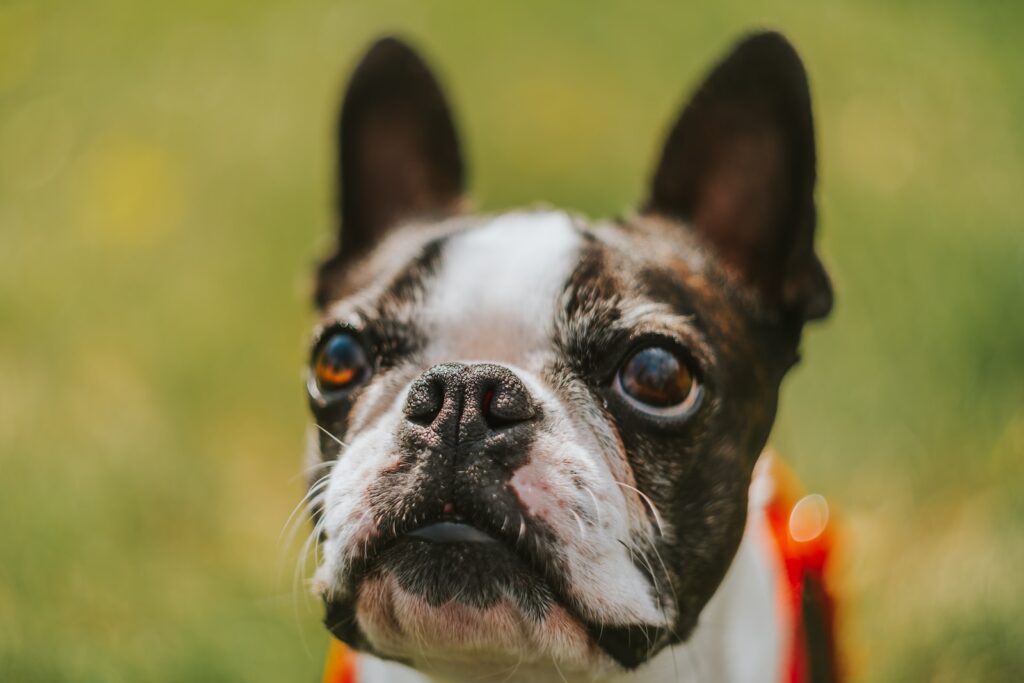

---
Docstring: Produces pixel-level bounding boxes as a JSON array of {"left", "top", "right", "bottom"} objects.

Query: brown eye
[
  {"left": 313, "top": 332, "right": 371, "bottom": 394},
  {"left": 616, "top": 346, "right": 700, "bottom": 416}
]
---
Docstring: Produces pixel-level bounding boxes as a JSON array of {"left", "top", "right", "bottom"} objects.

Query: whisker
[
  {"left": 646, "top": 540, "right": 679, "bottom": 611},
  {"left": 312, "top": 516, "right": 330, "bottom": 568},
  {"left": 275, "top": 479, "right": 331, "bottom": 593},
  {"left": 289, "top": 457, "right": 337, "bottom": 483},
  {"left": 277, "top": 483, "right": 333, "bottom": 574},
  {"left": 614, "top": 480, "right": 665, "bottom": 537},
  {"left": 579, "top": 484, "right": 603, "bottom": 528},
  {"left": 497, "top": 649, "right": 525, "bottom": 683},
  {"left": 619, "top": 538, "right": 679, "bottom": 666},
  {"left": 289, "top": 513, "right": 329, "bottom": 662},
  {"left": 278, "top": 492, "right": 325, "bottom": 567},
  {"left": 568, "top": 508, "right": 587, "bottom": 544},
  {"left": 619, "top": 539, "right": 661, "bottom": 605},
  {"left": 279, "top": 472, "right": 333, "bottom": 544},
  {"left": 296, "top": 516, "right": 328, "bottom": 616},
  {"left": 551, "top": 657, "right": 569, "bottom": 683},
  {"left": 315, "top": 423, "right": 349, "bottom": 448},
  {"left": 296, "top": 518, "right": 324, "bottom": 589}
]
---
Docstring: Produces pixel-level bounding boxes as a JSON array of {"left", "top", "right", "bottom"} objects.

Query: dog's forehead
[
  {"left": 321, "top": 210, "right": 728, "bottom": 369},
  {"left": 423, "top": 211, "right": 583, "bottom": 365}
]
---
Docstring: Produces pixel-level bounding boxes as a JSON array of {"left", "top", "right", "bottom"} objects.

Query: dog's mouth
[
  {"left": 346, "top": 503, "right": 563, "bottom": 610},
  {"left": 326, "top": 502, "right": 672, "bottom": 669},
  {"left": 407, "top": 520, "right": 500, "bottom": 544}
]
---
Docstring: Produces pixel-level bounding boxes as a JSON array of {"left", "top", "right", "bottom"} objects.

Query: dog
[{"left": 303, "top": 30, "right": 835, "bottom": 683}]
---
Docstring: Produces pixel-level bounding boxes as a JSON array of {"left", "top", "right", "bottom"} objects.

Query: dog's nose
[{"left": 404, "top": 363, "right": 535, "bottom": 439}]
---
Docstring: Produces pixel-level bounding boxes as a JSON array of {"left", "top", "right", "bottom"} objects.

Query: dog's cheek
[
  {"left": 512, "top": 373, "right": 673, "bottom": 624},
  {"left": 313, "top": 420, "right": 406, "bottom": 595},
  {"left": 643, "top": 340, "right": 782, "bottom": 628},
  {"left": 308, "top": 364, "right": 424, "bottom": 536},
  {"left": 661, "top": 444, "right": 750, "bottom": 635},
  {"left": 509, "top": 426, "right": 669, "bottom": 626}
]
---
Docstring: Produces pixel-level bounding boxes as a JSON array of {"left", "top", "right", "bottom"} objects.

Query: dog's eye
[
  {"left": 313, "top": 332, "right": 371, "bottom": 394},
  {"left": 615, "top": 346, "right": 700, "bottom": 416}
]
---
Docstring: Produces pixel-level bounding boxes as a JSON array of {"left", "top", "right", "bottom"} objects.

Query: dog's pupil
[
  {"left": 620, "top": 347, "right": 692, "bottom": 407},
  {"left": 315, "top": 333, "right": 368, "bottom": 390}
]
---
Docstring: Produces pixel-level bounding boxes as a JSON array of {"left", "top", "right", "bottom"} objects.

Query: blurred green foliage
[{"left": 1, "top": 1, "right": 1022, "bottom": 681}]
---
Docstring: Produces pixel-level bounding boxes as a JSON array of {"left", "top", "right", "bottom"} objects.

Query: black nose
[{"left": 404, "top": 363, "right": 536, "bottom": 441}]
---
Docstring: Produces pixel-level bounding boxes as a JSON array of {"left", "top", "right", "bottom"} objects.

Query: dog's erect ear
[
  {"left": 644, "top": 31, "right": 832, "bottom": 324},
  {"left": 316, "top": 37, "right": 464, "bottom": 306}
]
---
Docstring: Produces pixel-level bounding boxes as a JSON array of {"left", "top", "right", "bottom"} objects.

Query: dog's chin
[
  {"left": 328, "top": 535, "right": 607, "bottom": 672},
  {"left": 355, "top": 575, "right": 602, "bottom": 672}
]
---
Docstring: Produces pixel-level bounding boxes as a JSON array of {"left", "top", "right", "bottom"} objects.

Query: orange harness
[
  {"left": 322, "top": 458, "right": 842, "bottom": 683},
  {"left": 763, "top": 458, "right": 843, "bottom": 683}
]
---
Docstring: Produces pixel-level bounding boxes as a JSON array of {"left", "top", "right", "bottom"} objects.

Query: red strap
[
  {"left": 762, "top": 457, "right": 844, "bottom": 683},
  {"left": 322, "top": 639, "right": 358, "bottom": 683}
]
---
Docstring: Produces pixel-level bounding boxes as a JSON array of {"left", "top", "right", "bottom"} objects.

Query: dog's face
[{"left": 305, "top": 33, "right": 831, "bottom": 675}]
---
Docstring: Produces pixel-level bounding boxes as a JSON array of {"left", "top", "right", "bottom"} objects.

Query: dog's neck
[{"left": 352, "top": 492, "right": 780, "bottom": 683}]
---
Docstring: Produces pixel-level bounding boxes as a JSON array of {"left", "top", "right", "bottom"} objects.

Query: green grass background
[{"left": 1, "top": 0, "right": 1022, "bottom": 680}]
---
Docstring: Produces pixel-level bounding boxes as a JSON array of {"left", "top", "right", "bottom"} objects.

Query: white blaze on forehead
[{"left": 427, "top": 211, "right": 582, "bottom": 365}]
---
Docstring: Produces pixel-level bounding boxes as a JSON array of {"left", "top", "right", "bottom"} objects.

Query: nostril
[
  {"left": 482, "top": 383, "right": 535, "bottom": 430},
  {"left": 484, "top": 412, "right": 527, "bottom": 430},
  {"left": 407, "top": 363, "right": 535, "bottom": 434},
  {"left": 405, "top": 377, "right": 444, "bottom": 426},
  {"left": 482, "top": 390, "right": 494, "bottom": 415}
]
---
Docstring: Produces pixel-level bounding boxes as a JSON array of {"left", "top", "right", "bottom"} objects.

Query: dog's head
[{"left": 305, "top": 32, "right": 831, "bottom": 675}]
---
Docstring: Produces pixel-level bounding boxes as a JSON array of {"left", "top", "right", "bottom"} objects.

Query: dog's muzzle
[
  {"left": 323, "top": 362, "right": 671, "bottom": 668},
  {"left": 329, "top": 362, "right": 564, "bottom": 621}
]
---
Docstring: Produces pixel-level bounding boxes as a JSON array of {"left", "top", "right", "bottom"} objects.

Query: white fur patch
[{"left": 424, "top": 210, "right": 582, "bottom": 366}]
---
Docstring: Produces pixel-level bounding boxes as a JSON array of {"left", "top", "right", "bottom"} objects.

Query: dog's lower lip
[{"left": 406, "top": 521, "right": 499, "bottom": 544}]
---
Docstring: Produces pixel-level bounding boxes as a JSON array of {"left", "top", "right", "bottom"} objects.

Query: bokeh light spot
[
  {"left": 790, "top": 493, "right": 830, "bottom": 543},
  {"left": 75, "top": 138, "right": 186, "bottom": 246}
]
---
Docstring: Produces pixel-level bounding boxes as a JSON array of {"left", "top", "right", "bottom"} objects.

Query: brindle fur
[{"left": 306, "top": 31, "right": 831, "bottom": 671}]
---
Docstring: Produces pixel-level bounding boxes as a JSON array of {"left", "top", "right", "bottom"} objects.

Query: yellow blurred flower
[{"left": 75, "top": 137, "right": 186, "bottom": 247}]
